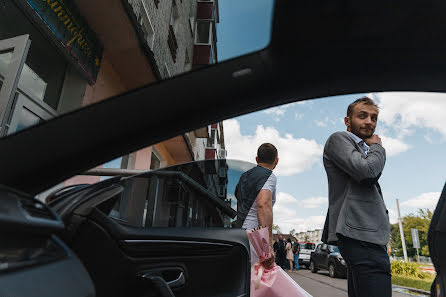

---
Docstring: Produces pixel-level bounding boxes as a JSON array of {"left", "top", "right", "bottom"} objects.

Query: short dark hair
[
  {"left": 257, "top": 143, "right": 278, "bottom": 164},
  {"left": 347, "top": 96, "right": 379, "bottom": 118}
]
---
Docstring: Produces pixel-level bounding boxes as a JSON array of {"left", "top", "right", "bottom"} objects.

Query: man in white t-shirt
[{"left": 235, "top": 143, "right": 278, "bottom": 268}]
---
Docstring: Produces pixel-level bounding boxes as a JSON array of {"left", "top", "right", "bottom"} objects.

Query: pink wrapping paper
[{"left": 247, "top": 227, "right": 312, "bottom": 297}]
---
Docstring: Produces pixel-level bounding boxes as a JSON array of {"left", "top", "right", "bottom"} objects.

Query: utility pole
[{"left": 396, "top": 199, "right": 408, "bottom": 262}]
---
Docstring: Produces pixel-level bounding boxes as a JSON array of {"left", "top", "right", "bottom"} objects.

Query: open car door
[
  {"left": 47, "top": 159, "right": 253, "bottom": 297},
  {"left": 428, "top": 182, "right": 446, "bottom": 297}
]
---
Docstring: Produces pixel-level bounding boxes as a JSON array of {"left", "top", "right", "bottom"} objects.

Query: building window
[
  {"left": 0, "top": 1, "right": 67, "bottom": 110},
  {"left": 195, "top": 21, "right": 212, "bottom": 44},
  {"left": 184, "top": 49, "right": 191, "bottom": 69},
  {"left": 150, "top": 152, "right": 161, "bottom": 170},
  {"left": 170, "top": 0, "right": 179, "bottom": 32},
  {"left": 164, "top": 63, "right": 171, "bottom": 77},
  {"left": 189, "top": 17, "right": 195, "bottom": 34},
  {"left": 167, "top": 0, "right": 179, "bottom": 62},
  {"left": 140, "top": 3, "right": 155, "bottom": 49},
  {"left": 207, "top": 129, "right": 216, "bottom": 148},
  {"left": 153, "top": 0, "right": 160, "bottom": 8}
]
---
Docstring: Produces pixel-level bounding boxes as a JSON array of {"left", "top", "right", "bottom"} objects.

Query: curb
[{"left": 392, "top": 285, "right": 430, "bottom": 296}]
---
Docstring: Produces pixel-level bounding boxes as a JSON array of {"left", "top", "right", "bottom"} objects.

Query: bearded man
[{"left": 321, "top": 97, "right": 390, "bottom": 297}]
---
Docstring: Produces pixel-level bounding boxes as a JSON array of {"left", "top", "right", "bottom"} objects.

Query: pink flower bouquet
[{"left": 247, "top": 227, "right": 312, "bottom": 297}]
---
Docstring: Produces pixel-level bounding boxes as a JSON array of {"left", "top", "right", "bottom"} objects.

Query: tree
[
  {"left": 272, "top": 224, "right": 281, "bottom": 234},
  {"left": 389, "top": 209, "right": 432, "bottom": 258}
]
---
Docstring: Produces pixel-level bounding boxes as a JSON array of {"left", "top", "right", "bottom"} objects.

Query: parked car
[
  {"left": 298, "top": 242, "right": 317, "bottom": 269},
  {"left": 310, "top": 244, "right": 347, "bottom": 278}
]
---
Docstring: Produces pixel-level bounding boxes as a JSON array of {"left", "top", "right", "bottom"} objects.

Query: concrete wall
[
  {"left": 82, "top": 52, "right": 127, "bottom": 106},
  {"left": 130, "top": 0, "right": 197, "bottom": 78}
]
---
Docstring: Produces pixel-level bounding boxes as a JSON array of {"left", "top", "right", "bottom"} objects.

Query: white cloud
[
  {"left": 295, "top": 113, "right": 304, "bottom": 120},
  {"left": 223, "top": 119, "right": 323, "bottom": 176},
  {"left": 264, "top": 106, "right": 286, "bottom": 116},
  {"left": 315, "top": 120, "right": 327, "bottom": 127},
  {"left": 301, "top": 197, "right": 328, "bottom": 209},
  {"left": 274, "top": 192, "right": 325, "bottom": 233},
  {"left": 401, "top": 192, "right": 441, "bottom": 210},
  {"left": 380, "top": 135, "right": 411, "bottom": 157},
  {"left": 314, "top": 117, "right": 337, "bottom": 128},
  {"left": 371, "top": 92, "right": 446, "bottom": 140},
  {"left": 276, "top": 192, "right": 299, "bottom": 204},
  {"left": 263, "top": 102, "right": 301, "bottom": 122},
  {"left": 387, "top": 208, "right": 399, "bottom": 224}
]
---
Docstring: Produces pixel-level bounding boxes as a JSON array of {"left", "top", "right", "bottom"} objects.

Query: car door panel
[
  {"left": 0, "top": 188, "right": 95, "bottom": 297},
  {"left": 68, "top": 208, "right": 250, "bottom": 297}
]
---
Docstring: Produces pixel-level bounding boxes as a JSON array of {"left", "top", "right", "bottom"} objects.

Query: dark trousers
[
  {"left": 275, "top": 256, "right": 286, "bottom": 269},
  {"left": 337, "top": 235, "right": 391, "bottom": 297}
]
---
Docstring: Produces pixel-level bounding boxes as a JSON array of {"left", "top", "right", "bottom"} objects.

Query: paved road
[{"left": 286, "top": 269, "right": 421, "bottom": 297}]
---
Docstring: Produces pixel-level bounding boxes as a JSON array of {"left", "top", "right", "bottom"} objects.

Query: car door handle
[
  {"left": 141, "top": 275, "right": 176, "bottom": 297},
  {"left": 166, "top": 272, "right": 185, "bottom": 288}
]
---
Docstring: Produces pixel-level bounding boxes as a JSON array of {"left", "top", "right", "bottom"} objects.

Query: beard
[{"left": 350, "top": 122, "right": 375, "bottom": 139}]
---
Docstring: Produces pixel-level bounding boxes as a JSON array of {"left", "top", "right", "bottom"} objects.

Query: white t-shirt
[{"left": 242, "top": 173, "right": 277, "bottom": 230}]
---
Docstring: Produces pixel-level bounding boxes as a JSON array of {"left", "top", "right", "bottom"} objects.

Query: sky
[{"left": 216, "top": 1, "right": 446, "bottom": 234}]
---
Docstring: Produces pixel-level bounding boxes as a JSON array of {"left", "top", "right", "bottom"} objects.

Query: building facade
[
  {"left": 0, "top": 0, "right": 226, "bottom": 203},
  {"left": 296, "top": 228, "right": 323, "bottom": 243}
]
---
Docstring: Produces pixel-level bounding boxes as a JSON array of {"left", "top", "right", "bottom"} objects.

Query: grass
[{"left": 392, "top": 274, "right": 436, "bottom": 292}]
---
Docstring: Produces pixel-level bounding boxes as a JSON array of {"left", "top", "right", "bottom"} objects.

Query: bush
[{"left": 391, "top": 261, "right": 429, "bottom": 279}]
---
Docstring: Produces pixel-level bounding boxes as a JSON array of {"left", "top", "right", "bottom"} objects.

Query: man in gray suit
[{"left": 322, "top": 97, "right": 390, "bottom": 297}]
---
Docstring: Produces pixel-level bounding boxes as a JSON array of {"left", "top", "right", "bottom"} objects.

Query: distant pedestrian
[
  {"left": 286, "top": 238, "right": 294, "bottom": 272},
  {"left": 293, "top": 238, "right": 300, "bottom": 271},
  {"left": 322, "top": 97, "right": 390, "bottom": 297},
  {"left": 273, "top": 235, "right": 286, "bottom": 269}
]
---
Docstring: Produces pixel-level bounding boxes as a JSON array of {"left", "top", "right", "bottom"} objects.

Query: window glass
[
  {"left": 102, "top": 159, "right": 255, "bottom": 228},
  {"left": 0, "top": 1, "right": 68, "bottom": 110},
  {"left": 196, "top": 21, "right": 211, "bottom": 44},
  {"left": 16, "top": 107, "right": 41, "bottom": 132},
  {"left": 150, "top": 152, "right": 161, "bottom": 170},
  {"left": 329, "top": 246, "right": 339, "bottom": 253}
]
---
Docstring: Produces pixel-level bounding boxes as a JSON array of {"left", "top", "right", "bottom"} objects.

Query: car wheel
[
  {"left": 329, "top": 263, "right": 338, "bottom": 278},
  {"left": 310, "top": 260, "right": 318, "bottom": 273}
]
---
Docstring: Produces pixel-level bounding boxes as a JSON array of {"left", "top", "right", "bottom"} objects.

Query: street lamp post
[{"left": 396, "top": 199, "right": 408, "bottom": 262}]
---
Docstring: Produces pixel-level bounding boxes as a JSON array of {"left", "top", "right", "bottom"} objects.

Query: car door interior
[
  {"left": 51, "top": 172, "right": 251, "bottom": 297},
  {"left": 0, "top": 187, "right": 95, "bottom": 297},
  {"left": 428, "top": 182, "right": 446, "bottom": 296}
]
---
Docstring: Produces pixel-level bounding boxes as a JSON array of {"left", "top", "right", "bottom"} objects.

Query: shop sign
[{"left": 25, "top": 0, "right": 103, "bottom": 82}]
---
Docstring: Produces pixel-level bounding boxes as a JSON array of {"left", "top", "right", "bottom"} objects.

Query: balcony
[
  {"left": 205, "top": 148, "right": 217, "bottom": 160},
  {"left": 197, "top": 1, "right": 214, "bottom": 20}
]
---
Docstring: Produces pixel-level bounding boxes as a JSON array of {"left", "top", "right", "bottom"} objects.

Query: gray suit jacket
[{"left": 322, "top": 132, "right": 390, "bottom": 246}]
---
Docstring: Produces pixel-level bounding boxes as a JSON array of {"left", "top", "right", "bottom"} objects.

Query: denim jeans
[{"left": 294, "top": 254, "right": 300, "bottom": 270}]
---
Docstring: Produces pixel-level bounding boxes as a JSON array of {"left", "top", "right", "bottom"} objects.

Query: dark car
[{"left": 310, "top": 244, "right": 347, "bottom": 278}]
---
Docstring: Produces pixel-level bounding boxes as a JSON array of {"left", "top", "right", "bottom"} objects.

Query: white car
[{"left": 298, "top": 242, "right": 317, "bottom": 269}]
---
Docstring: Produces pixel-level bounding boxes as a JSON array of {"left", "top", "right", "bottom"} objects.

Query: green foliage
[
  {"left": 389, "top": 209, "right": 432, "bottom": 258},
  {"left": 272, "top": 224, "right": 281, "bottom": 233},
  {"left": 392, "top": 274, "right": 435, "bottom": 292},
  {"left": 391, "top": 261, "right": 429, "bottom": 279}
]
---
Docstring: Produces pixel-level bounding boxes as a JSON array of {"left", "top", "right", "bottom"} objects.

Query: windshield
[
  {"left": 300, "top": 243, "right": 316, "bottom": 250},
  {"left": 0, "top": 0, "right": 274, "bottom": 137},
  {"left": 329, "top": 246, "right": 339, "bottom": 253}
]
